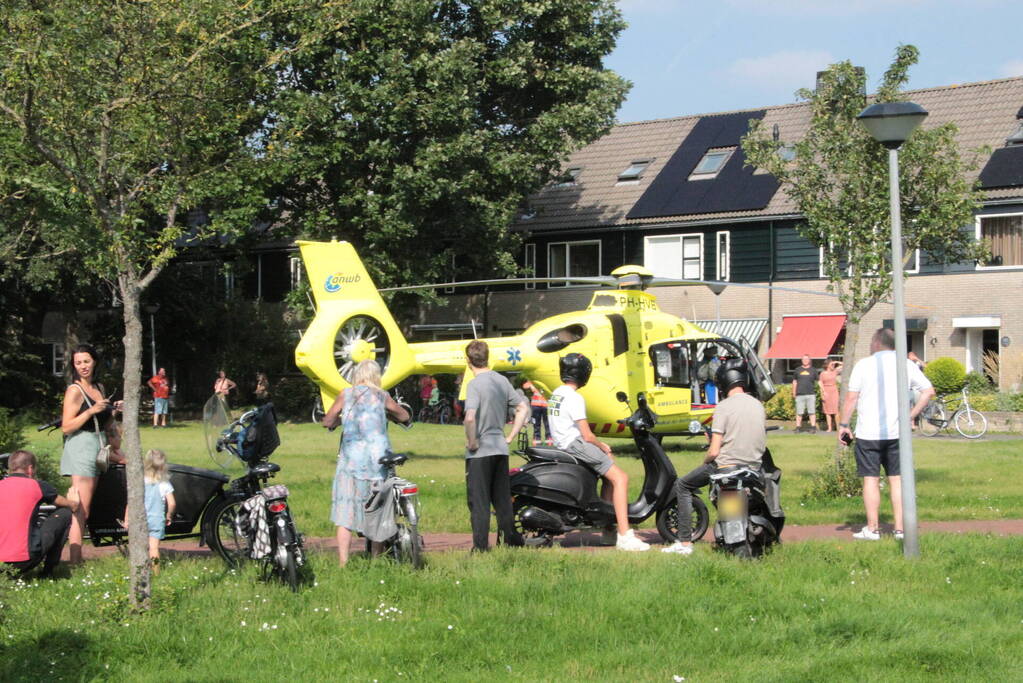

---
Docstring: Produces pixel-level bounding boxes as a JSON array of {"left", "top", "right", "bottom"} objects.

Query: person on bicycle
[
  {"left": 547, "top": 353, "right": 650, "bottom": 552},
  {"left": 663, "top": 358, "right": 765, "bottom": 556},
  {"left": 838, "top": 328, "right": 934, "bottom": 541}
]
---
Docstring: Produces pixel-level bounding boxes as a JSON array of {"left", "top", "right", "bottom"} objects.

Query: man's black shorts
[{"left": 854, "top": 438, "right": 900, "bottom": 477}]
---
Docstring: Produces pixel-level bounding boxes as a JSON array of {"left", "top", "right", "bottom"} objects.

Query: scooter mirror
[{"left": 615, "top": 391, "right": 628, "bottom": 403}]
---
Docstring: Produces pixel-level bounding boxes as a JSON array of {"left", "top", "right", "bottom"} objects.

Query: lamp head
[{"left": 857, "top": 101, "right": 928, "bottom": 149}]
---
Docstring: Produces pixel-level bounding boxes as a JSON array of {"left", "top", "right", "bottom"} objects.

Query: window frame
[
  {"left": 51, "top": 343, "right": 65, "bottom": 378},
  {"left": 616, "top": 159, "right": 652, "bottom": 184},
  {"left": 553, "top": 167, "right": 582, "bottom": 188},
  {"left": 643, "top": 233, "right": 704, "bottom": 280},
  {"left": 524, "top": 243, "right": 536, "bottom": 290},
  {"left": 975, "top": 212, "right": 1023, "bottom": 270},
  {"left": 688, "top": 147, "right": 735, "bottom": 180},
  {"left": 547, "top": 240, "right": 602, "bottom": 287},
  {"left": 715, "top": 230, "right": 730, "bottom": 281}
]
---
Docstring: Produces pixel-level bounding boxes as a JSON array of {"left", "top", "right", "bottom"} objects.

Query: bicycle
[
  {"left": 204, "top": 403, "right": 311, "bottom": 591},
  {"left": 919, "top": 388, "right": 988, "bottom": 439},
  {"left": 418, "top": 394, "right": 453, "bottom": 424},
  {"left": 314, "top": 389, "right": 413, "bottom": 425},
  {"left": 370, "top": 451, "right": 424, "bottom": 569}
]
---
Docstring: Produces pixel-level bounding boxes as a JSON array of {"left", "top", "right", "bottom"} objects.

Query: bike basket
[{"left": 236, "top": 403, "right": 281, "bottom": 463}]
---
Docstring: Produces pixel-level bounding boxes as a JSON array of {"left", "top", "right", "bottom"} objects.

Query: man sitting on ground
[
  {"left": 1, "top": 450, "right": 79, "bottom": 577},
  {"left": 547, "top": 353, "right": 650, "bottom": 552},
  {"left": 663, "top": 358, "right": 765, "bottom": 555}
]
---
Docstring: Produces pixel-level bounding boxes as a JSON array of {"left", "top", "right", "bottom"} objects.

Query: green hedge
[{"left": 925, "top": 357, "right": 966, "bottom": 395}]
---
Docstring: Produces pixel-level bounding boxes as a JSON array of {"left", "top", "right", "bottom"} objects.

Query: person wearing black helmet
[
  {"left": 547, "top": 353, "right": 650, "bottom": 551},
  {"left": 662, "top": 358, "right": 766, "bottom": 555}
]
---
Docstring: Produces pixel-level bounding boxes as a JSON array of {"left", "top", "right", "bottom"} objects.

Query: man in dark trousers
[
  {"left": 462, "top": 340, "right": 529, "bottom": 552},
  {"left": 1, "top": 450, "right": 79, "bottom": 577}
]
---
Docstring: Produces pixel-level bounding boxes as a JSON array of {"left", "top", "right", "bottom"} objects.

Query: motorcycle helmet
[
  {"left": 714, "top": 357, "right": 749, "bottom": 395},
  {"left": 559, "top": 353, "right": 593, "bottom": 387}
]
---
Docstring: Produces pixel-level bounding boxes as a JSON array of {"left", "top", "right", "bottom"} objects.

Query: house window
[
  {"left": 444, "top": 254, "right": 456, "bottom": 293},
  {"left": 716, "top": 231, "right": 730, "bottom": 281},
  {"left": 977, "top": 213, "right": 1023, "bottom": 268},
  {"left": 289, "top": 256, "right": 304, "bottom": 290},
  {"left": 644, "top": 233, "right": 703, "bottom": 280},
  {"left": 553, "top": 167, "right": 582, "bottom": 188},
  {"left": 689, "top": 147, "right": 734, "bottom": 180},
  {"left": 617, "top": 159, "right": 651, "bottom": 184},
  {"left": 51, "top": 343, "right": 65, "bottom": 377},
  {"left": 524, "top": 243, "right": 536, "bottom": 290},
  {"left": 548, "top": 240, "right": 601, "bottom": 286}
]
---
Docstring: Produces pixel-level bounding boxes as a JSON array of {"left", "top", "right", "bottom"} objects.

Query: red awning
[{"left": 764, "top": 315, "right": 846, "bottom": 359}]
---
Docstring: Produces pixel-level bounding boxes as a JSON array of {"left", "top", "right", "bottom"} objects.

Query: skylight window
[
  {"left": 690, "top": 147, "right": 734, "bottom": 179},
  {"left": 617, "top": 159, "right": 651, "bottom": 183},
  {"left": 554, "top": 167, "right": 582, "bottom": 187}
]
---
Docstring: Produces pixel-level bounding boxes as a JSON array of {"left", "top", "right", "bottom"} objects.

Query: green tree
[
  {"left": 0, "top": 0, "right": 291, "bottom": 608},
  {"left": 268, "top": 0, "right": 629, "bottom": 294},
  {"left": 743, "top": 45, "right": 984, "bottom": 398}
]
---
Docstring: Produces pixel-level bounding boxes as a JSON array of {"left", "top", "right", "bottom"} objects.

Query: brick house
[{"left": 420, "top": 76, "right": 1023, "bottom": 389}]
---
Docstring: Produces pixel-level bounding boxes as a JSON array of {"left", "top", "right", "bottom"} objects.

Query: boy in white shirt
[{"left": 547, "top": 353, "right": 649, "bottom": 552}]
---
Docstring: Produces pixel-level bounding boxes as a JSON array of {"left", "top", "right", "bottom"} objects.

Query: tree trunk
[
  {"left": 835, "top": 316, "right": 862, "bottom": 466},
  {"left": 119, "top": 275, "right": 152, "bottom": 610}
]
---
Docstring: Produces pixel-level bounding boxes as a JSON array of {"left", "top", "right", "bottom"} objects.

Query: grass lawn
[
  {"left": 22, "top": 420, "right": 1023, "bottom": 538},
  {"left": 2, "top": 535, "right": 1022, "bottom": 681}
]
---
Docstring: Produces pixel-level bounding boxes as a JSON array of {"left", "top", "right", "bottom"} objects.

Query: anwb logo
[{"left": 324, "top": 272, "right": 361, "bottom": 293}]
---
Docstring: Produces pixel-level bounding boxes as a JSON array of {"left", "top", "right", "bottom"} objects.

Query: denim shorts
[{"left": 154, "top": 397, "right": 169, "bottom": 415}]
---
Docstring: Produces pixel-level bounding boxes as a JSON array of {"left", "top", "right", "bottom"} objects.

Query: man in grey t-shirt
[
  {"left": 463, "top": 340, "right": 529, "bottom": 551},
  {"left": 662, "top": 358, "right": 766, "bottom": 556}
]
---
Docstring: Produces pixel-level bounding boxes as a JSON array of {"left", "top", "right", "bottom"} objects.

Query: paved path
[{"left": 68, "top": 518, "right": 1023, "bottom": 562}]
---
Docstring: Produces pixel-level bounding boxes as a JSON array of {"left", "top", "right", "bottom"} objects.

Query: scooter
[
  {"left": 709, "top": 448, "right": 784, "bottom": 558},
  {"left": 509, "top": 391, "right": 708, "bottom": 546}
]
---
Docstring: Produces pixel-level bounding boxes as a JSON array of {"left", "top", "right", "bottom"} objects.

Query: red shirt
[
  {"left": 149, "top": 375, "right": 170, "bottom": 399},
  {"left": 0, "top": 474, "right": 54, "bottom": 562}
]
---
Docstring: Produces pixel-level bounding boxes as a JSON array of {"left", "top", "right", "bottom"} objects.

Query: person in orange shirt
[{"left": 522, "top": 379, "right": 551, "bottom": 446}]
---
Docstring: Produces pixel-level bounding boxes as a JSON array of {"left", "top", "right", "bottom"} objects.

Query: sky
[{"left": 606, "top": 0, "right": 1023, "bottom": 123}]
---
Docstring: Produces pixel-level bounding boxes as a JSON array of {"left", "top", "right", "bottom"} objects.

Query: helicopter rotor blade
[
  {"left": 379, "top": 275, "right": 618, "bottom": 292},
  {"left": 646, "top": 277, "right": 839, "bottom": 298}
]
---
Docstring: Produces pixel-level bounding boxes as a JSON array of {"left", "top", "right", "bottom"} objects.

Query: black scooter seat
[
  {"left": 251, "top": 462, "right": 281, "bottom": 476},
  {"left": 524, "top": 447, "right": 580, "bottom": 465}
]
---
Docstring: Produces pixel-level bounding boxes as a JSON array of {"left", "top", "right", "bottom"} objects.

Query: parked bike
[
  {"left": 418, "top": 394, "right": 453, "bottom": 424},
  {"left": 708, "top": 449, "right": 784, "bottom": 558},
  {"left": 919, "top": 388, "right": 988, "bottom": 439},
  {"left": 365, "top": 451, "right": 425, "bottom": 569},
  {"left": 509, "top": 391, "right": 708, "bottom": 547},
  {"left": 204, "top": 403, "right": 310, "bottom": 591}
]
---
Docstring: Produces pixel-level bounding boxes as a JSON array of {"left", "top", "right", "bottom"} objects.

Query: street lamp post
[
  {"left": 857, "top": 101, "right": 928, "bottom": 558},
  {"left": 144, "top": 304, "right": 160, "bottom": 378}
]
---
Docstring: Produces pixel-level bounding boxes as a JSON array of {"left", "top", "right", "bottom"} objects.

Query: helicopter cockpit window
[
  {"left": 536, "top": 324, "right": 587, "bottom": 353},
  {"left": 650, "top": 342, "right": 689, "bottom": 387}
]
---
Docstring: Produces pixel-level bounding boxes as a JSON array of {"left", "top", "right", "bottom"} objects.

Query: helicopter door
[
  {"left": 738, "top": 336, "right": 776, "bottom": 401},
  {"left": 647, "top": 341, "right": 692, "bottom": 420}
]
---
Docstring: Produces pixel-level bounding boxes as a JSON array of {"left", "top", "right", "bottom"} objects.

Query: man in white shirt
[
  {"left": 838, "top": 328, "right": 935, "bottom": 541},
  {"left": 547, "top": 353, "right": 649, "bottom": 551}
]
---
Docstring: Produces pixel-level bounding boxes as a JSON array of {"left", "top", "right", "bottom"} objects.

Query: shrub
[
  {"left": 964, "top": 371, "right": 994, "bottom": 394},
  {"left": 801, "top": 448, "right": 861, "bottom": 503},
  {"left": 969, "top": 394, "right": 998, "bottom": 412},
  {"left": 925, "top": 357, "right": 966, "bottom": 395},
  {"left": 764, "top": 384, "right": 794, "bottom": 420},
  {"left": 270, "top": 376, "right": 320, "bottom": 422},
  {"left": 0, "top": 407, "right": 26, "bottom": 453}
]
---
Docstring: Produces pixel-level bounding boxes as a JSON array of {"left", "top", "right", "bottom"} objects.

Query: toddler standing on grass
[{"left": 144, "top": 449, "right": 176, "bottom": 572}]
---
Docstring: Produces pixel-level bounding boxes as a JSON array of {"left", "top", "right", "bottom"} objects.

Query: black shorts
[{"left": 854, "top": 438, "right": 900, "bottom": 477}]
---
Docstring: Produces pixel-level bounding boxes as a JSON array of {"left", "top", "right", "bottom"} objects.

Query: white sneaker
[
  {"left": 616, "top": 529, "right": 650, "bottom": 552},
  {"left": 852, "top": 526, "right": 880, "bottom": 541},
  {"left": 660, "top": 541, "right": 694, "bottom": 555},
  {"left": 600, "top": 528, "right": 617, "bottom": 546}
]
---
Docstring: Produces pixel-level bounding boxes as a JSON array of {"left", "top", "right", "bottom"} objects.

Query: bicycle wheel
[
  {"left": 438, "top": 405, "right": 452, "bottom": 425},
  {"left": 954, "top": 408, "right": 987, "bottom": 439},
  {"left": 275, "top": 546, "right": 299, "bottom": 592},
  {"left": 204, "top": 498, "right": 248, "bottom": 567},
  {"left": 919, "top": 401, "right": 946, "bottom": 437},
  {"left": 311, "top": 397, "right": 325, "bottom": 425}
]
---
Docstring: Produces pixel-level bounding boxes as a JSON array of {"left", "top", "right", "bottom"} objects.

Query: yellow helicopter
[{"left": 295, "top": 239, "right": 810, "bottom": 437}]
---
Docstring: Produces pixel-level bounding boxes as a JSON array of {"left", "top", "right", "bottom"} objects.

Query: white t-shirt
[
  {"left": 547, "top": 385, "right": 587, "bottom": 449},
  {"left": 848, "top": 350, "right": 932, "bottom": 441}
]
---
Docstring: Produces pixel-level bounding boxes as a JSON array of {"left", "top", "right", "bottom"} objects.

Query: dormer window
[
  {"left": 554, "top": 167, "right": 582, "bottom": 187},
  {"left": 1007, "top": 121, "right": 1023, "bottom": 146},
  {"left": 689, "top": 147, "right": 735, "bottom": 180},
  {"left": 617, "top": 159, "right": 651, "bottom": 184}
]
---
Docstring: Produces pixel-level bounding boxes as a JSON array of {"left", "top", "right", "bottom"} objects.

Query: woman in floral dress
[{"left": 322, "top": 360, "right": 410, "bottom": 566}]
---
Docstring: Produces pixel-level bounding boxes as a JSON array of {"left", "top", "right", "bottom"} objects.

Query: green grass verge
[
  {"left": 2, "top": 535, "right": 1022, "bottom": 681},
  {"left": 22, "top": 421, "right": 1023, "bottom": 539}
]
